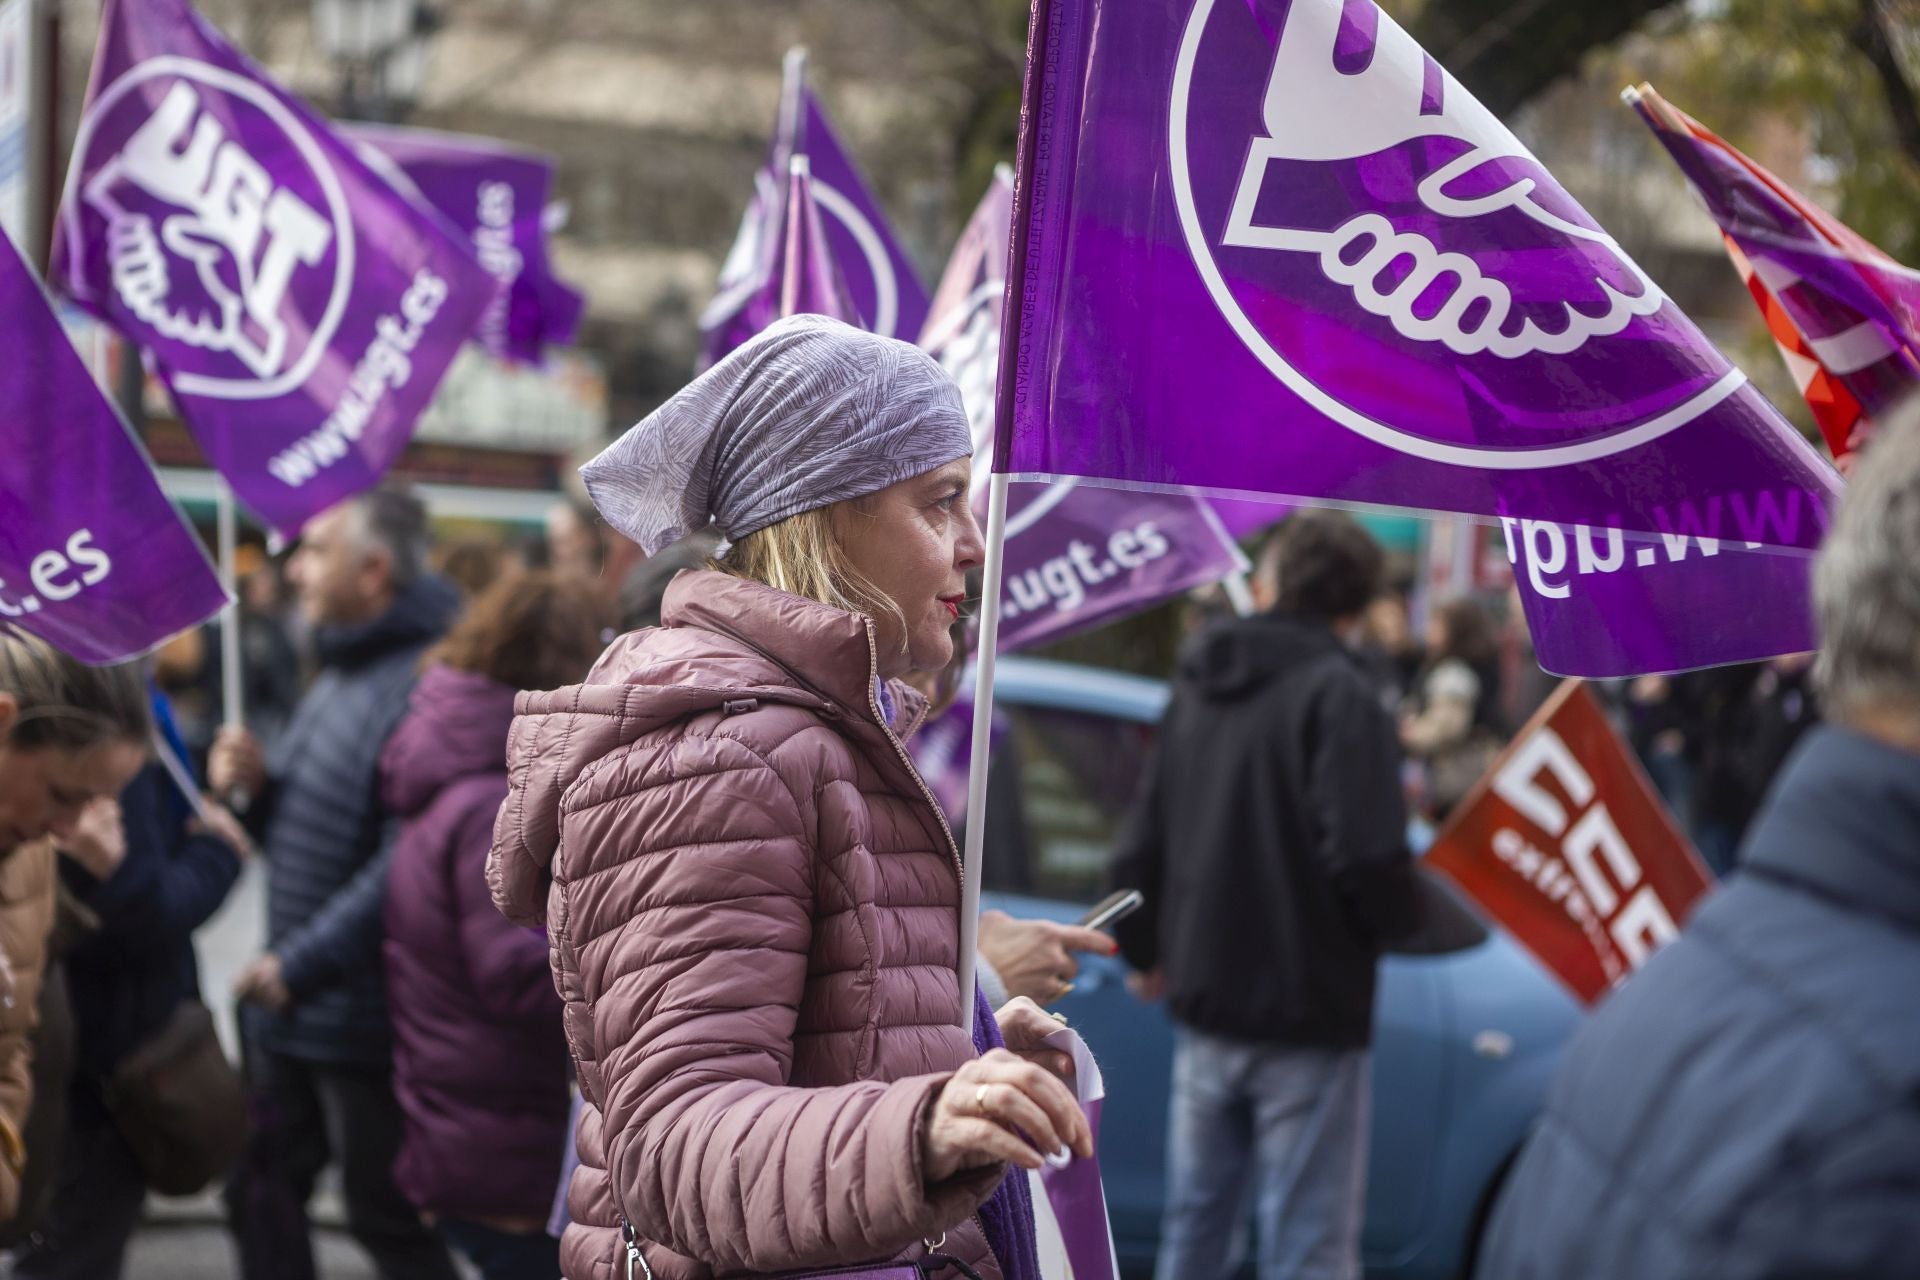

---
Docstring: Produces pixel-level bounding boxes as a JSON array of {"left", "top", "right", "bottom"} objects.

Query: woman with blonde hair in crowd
[
  {"left": 382, "top": 571, "right": 612, "bottom": 1280},
  {"left": 489, "top": 315, "right": 1087, "bottom": 1280}
]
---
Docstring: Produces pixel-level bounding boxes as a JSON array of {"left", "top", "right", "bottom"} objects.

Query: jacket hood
[
  {"left": 1179, "top": 612, "right": 1348, "bottom": 700},
  {"left": 381, "top": 664, "right": 518, "bottom": 820},
  {"left": 314, "top": 574, "right": 461, "bottom": 670},
  {"left": 1742, "top": 726, "right": 1920, "bottom": 934},
  {"left": 487, "top": 570, "right": 928, "bottom": 925}
]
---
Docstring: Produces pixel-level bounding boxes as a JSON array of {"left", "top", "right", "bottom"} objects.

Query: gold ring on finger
[{"left": 975, "top": 1084, "right": 990, "bottom": 1114}]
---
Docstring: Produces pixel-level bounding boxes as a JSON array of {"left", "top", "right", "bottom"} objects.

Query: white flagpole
[
  {"left": 779, "top": 154, "right": 809, "bottom": 318},
  {"left": 151, "top": 727, "right": 210, "bottom": 823},
  {"left": 216, "top": 478, "right": 244, "bottom": 731},
  {"left": 779, "top": 46, "right": 808, "bottom": 159},
  {"left": 1221, "top": 571, "right": 1257, "bottom": 617},
  {"left": 957, "top": 471, "right": 1010, "bottom": 1034},
  {"left": 960, "top": 0, "right": 1052, "bottom": 1034}
]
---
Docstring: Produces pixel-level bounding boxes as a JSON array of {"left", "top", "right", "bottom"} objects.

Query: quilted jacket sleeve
[{"left": 570, "top": 729, "right": 999, "bottom": 1273}]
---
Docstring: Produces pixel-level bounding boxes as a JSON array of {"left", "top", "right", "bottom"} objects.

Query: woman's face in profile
[{"left": 838, "top": 458, "right": 985, "bottom": 679}]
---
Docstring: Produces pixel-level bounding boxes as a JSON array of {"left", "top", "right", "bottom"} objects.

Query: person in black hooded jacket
[{"left": 1111, "top": 510, "right": 1419, "bottom": 1280}]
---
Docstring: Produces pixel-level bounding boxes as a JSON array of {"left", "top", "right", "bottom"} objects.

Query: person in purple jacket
[{"left": 381, "top": 570, "right": 611, "bottom": 1280}]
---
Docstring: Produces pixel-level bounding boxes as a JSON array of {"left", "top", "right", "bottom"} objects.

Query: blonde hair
[{"left": 714, "top": 504, "right": 908, "bottom": 648}]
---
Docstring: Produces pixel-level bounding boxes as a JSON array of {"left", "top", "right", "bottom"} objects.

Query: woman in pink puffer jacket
[{"left": 487, "top": 317, "right": 1089, "bottom": 1280}]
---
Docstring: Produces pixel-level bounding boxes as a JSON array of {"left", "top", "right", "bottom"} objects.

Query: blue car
[{"left": 975, "top": 657, "right": 1582, "bottom": 1279}]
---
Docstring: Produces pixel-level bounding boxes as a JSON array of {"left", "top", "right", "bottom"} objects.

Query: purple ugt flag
[
  {"left": 694, "top": 152, "right": 858, "bottom": 348},
  {"left": 924, "top": 170, "right": 1246, "bottom": 652},
  {"left": 50, "top": 0, "right": 494, "bottom": 541},
  {"left": 779, "top": 156, "right": 860, "bottom": 322},
  {"left": 993, "top": 0, "right": 1840, "bottom": 676},
  {"left": 348, "top": 123, "right": 586, "bottom": 365},
  {"left": 1500, "top": 517, "right": 1819, "bottom": 677},
  {"left": 0, "top": 227, "right": 226, "bottom": 664},
  {"left": 702, "top": 49, "right": 930, "bottom": 363}
]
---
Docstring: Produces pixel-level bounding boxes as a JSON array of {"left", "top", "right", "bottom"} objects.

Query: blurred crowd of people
[
  {"left": 1331, "top": 562, "right": 1821, "bottom": 877},
  {"left": 0, "top": 318, "right": 1904, "bottom": 1280},
  {"left": 0, "top": 467, "right": 1135, "bottom": 1280},
  {"left": 0, "top": 480, "right": 1836, "bottom": 1277},
  {"left": 0, "top": 483, "right": 642, "bottom": 1280}
]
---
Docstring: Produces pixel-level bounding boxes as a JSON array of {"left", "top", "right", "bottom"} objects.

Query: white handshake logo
[
  {"left": 1221, "top": 2, "right": 1665, "bottom": 359},
  {"left": 85, "top": 81, "right": 333, "bottom": 379}
]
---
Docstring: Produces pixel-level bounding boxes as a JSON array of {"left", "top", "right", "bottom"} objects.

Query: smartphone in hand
[{"left": 1079, "top": 889, "right": 1144, "bottom": 932}]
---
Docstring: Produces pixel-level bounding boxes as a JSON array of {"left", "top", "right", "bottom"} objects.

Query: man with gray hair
[
  {"left": 211, "top": 481, "right": 460, "bottom": 1280},
  {"left": 1474, "top": 414, "right": 1920, "bottom": 1278}
]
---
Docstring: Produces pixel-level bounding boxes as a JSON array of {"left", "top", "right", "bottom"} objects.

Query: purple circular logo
[
  {"left": 62, "top": 57, "right": 353, "bottom": 401},
  {"left": 1169, "top": 0, "right": 1740, "bottom": 468}
]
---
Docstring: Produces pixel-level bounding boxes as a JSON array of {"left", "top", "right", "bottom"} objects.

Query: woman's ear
[{"left": 0, "top": 692, "right": 18, "bottom": 744}]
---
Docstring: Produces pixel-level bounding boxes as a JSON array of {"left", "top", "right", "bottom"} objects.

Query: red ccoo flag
[{"left": 1426, "top": 680, "right": 1716, "bottom": 1005}]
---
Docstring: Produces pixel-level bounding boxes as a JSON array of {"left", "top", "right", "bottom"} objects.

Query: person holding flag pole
[{"left": 487, "top": 314, "right": 1084, "bottom": 1280}]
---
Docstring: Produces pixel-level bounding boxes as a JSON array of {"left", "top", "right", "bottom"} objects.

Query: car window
[{"left": 982, "top": 702, "right": 1157, "bottom": 905}]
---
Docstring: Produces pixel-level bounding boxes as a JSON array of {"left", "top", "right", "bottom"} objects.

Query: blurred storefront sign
[
  {"left": 411, "top": 345, "right": 606, "bottom": 453},
  {"left": 0, "top": 0, "right": 32, "bottom": 247}
]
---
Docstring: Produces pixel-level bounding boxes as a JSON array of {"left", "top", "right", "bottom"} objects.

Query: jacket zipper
[{"left": 922, "top": 1211, "right": 995, "bottom": 1277}]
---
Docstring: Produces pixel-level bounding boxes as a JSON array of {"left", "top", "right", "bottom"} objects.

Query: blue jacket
[
  {"left": 64, "top": 759, "right": 241, "bottom": 1110},
  {"left": 1476, "top": 726, "right": 1920, "bottom": 1279},
  {"left": 251, "top": 576, "right": 458, "bottom": 1065}
]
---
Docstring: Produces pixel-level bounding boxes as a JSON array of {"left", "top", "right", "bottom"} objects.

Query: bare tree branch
[
  {"left": 1413, "top": 0, "right": 1686, "bottom": 114},
  {"left": 891, "top": 0, "right": 1025, "bottom": 86},
  {"left": 1849, "top": 0, "right": 1920, "bottom": 170}
]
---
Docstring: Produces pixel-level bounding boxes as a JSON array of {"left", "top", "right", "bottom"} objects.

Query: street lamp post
[{"left": 311, "top": 0, "right": 435, "bottom": 122}]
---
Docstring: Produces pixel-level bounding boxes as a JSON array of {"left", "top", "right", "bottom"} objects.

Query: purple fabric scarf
[{"left": 969, "top": 984, "right": 1042, "bottom": 1280}]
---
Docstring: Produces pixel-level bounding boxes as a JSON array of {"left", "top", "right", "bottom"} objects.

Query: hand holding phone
[{"left": 1078, "top": 889, "right": 1144, "bottom": 933}]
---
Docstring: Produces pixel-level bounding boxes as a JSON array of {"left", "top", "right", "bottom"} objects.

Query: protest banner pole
[
  {"left": 216, "top": 477, "right": 244, "bottom": 730},
  {"left": 957, "top": 471, "right": 1009, "bottom": 1033},
  {"left": 779, "top": 154, "right": 809, "bottom": 317},
  {"left": 151, "top": 726, "right": 210, "bottom": 823},
  {"left": 779, "top": 45, "right": 808, "bottom": 159},
  {"left": 958, "top": 0, "right": 1054, "bottom": 1033},
  {"left": 1221, "top": 571, "right": 1256, "bottom": 617}
]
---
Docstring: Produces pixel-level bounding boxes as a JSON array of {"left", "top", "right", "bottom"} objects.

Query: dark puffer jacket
[
  {"left": 1476, "top": 726, "right": 1920, "bottom": 1279},
  {"left": 252, "top": 575, "right": 458, "bottom": 1065},
  {"left": 65, "top": 761, "right": 241, "bottom": 1090},
  {"left": 383, "top": 663, "right": 570, "bottom": 1220}
]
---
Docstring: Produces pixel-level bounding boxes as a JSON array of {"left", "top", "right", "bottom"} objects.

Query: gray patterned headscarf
[{"left": 581, "top": 315, "right": 974, "bottom": 556}]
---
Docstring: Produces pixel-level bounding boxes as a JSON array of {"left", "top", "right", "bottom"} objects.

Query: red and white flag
[{"left": 1632, "top": 84, "right": 1920, "bottom": 470}]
